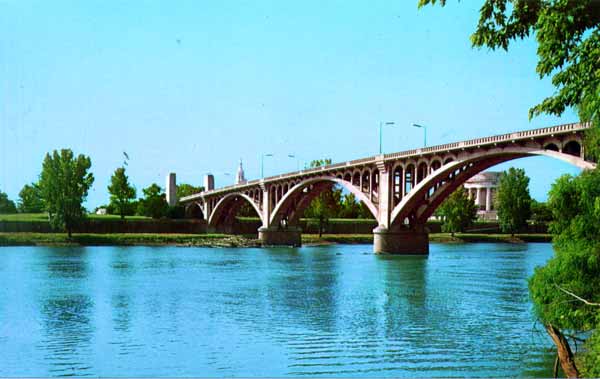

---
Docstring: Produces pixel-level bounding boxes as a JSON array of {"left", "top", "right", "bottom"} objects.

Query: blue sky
[{"left": 0, "top": 1, "right": 581, "bottom": 209}]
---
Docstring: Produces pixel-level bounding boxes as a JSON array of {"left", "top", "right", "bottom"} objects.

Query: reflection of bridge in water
[{"left": 177, "top": 122, "right": 595, "bottom": 254}]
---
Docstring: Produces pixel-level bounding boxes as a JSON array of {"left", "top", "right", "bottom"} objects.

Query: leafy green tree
[
  {"left": 418, "top": 1, "right": 600, "bottom": 374},
  {"left": 177, "top": 183, "right": 204, "bottom": 199},
  {"left": 417, "top": 0, "right": 600, "bottom": 158},
  {"left": 495, "top": 168, "right": 531, "bottom": 236},
  {"left": 107, "top": 167, "right": 136, "bottom": 219},
  {"left": 38, "top": 149, "right": 94, "bottom": 237},
  {"left": 529, "top": 170, "right": 600, "bottom": 377},
  {"left": 0, "top": 190, "right": 17, "bottom": 214},
  {"left": 530, "top": 199, "right": 553, "bottom": 225},
  {"left": 339, "top": 193, "right": 361, "bottom": 218},
  {"left": 437, "top": 187, "right": 478, "bottom": 236},
  {"left": 303, "top": 159, "right": 341, "bottom": 236},
  {"left": 17, "top": 183, "right": 44, "bottom": 213},
  {"left": 358, "top": 202, "right": 375, "bottom": 219},
  {"left": 137, "top": 184, "right": 168, "bottom": 219}
]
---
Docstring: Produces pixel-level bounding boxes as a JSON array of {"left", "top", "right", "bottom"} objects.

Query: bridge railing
[{"left": 185, "top": 122, "right": 590, "bottom": 200}]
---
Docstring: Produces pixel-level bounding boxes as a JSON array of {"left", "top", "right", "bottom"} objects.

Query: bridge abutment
[
  {"left": 258, "top": 226, "right": 302, "bottom": 247},
  {"left": 373, "top": 225, "right": 429, "bottom": 255}
]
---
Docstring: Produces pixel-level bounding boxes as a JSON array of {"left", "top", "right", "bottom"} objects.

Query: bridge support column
[
  {"left": 373, "top": 225, "right": 429, "bottom": 255},
  {"left": 258, "top": 226, "right": 302, "bottom": 247}
]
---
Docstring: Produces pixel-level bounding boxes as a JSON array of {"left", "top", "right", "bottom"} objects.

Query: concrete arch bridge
[{"left": 179, "top": 122, "right": 595, "bottom": 254}]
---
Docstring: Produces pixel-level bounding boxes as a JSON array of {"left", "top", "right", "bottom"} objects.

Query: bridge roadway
[{"left": 179, "top": 122, "right": 595, "bottom": 254}]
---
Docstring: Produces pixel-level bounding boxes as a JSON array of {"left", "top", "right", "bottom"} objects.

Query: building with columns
[{"left": 464, "top": 171, "right": 500, "bottom": 220}]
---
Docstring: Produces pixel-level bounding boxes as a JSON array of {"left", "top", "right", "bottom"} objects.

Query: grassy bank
[
  {"left": 0, "top": 232, "right": 551, "bottom": 247},
  {"left": 302, "top": 233, "right": 552, "bottom": 245},
  {"left": 0, "top": 233, "right": 259, "bottom": 247},
  {"left": 0, "top": 213, "right": 152, "bottom": 222}
]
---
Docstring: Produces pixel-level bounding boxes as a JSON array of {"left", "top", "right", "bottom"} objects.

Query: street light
[
  {"left": 261, "top": 153, "right": 274, "bottom": 178},
  {"left": 287, "top": 154, "right": 301, "bottom": 171},
  {"left": 379, "top": 121, "right": 396, "bottom": 154},
  {"left": 412, "top": 123, "right": 427, "bottom": 147}
]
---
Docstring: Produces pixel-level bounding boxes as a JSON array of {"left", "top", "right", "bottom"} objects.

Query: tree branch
[{"left": 555, "top": 284, "right": 600, "bottom": 306}]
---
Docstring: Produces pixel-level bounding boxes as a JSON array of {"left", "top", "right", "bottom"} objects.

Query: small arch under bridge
[{"left": 180, "top": 122, "right": 596, "bottom": 254}]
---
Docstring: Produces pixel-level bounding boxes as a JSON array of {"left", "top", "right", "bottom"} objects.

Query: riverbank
[{"left": 0, "top": 232, "right": 551, "bottom": 247}]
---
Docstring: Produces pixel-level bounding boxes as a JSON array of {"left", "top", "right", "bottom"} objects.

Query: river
[{"left": 0, "top": 243, "right": 556, "bottom": 377}]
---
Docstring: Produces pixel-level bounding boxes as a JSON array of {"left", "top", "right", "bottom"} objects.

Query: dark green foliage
[
  {"left": 338, "top": 193, "right": 362, "bottom": 218},
  {"left": 415, "top": 3, "right": 600, "bottom": 372},
  {"left": 137, "top": 184, "right": 168, "bottom": 219},
  {"left": 38, "top": 149, "right": 94, "bottom": 237},
  {"left": 177, "top": 183, "right": 204, "bottom": 199},
  {"left": 166, "top": 205, "right": 185, "bottom": 219},
  {"left": 0, "top": 191, "right": 17, "bottom": 214},
  {"left": 437, "top": 187, "right": 478, "bottom": 236},
  {"left": 530, "top": 200, "right": 553, "bottom": 225},
  {"left": 17, "top": 183, "right": 44, "bottom": 213},
  {"left": 529, "top": 169, "right": 600, "bottom": 374},
  {"left": 303, "top": 159, "right": 342, "bottom": 236},
  {"left": 107, "top": 167, "right": 136, "bottom": 220},
  {"left": 495, "top": 168, "right": 532, "bottom": 235},
  {"left": 237, "top": 202, "right": 259, "bottom": 217}
]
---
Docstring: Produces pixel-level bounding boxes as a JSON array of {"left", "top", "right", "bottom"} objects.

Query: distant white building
[
  {"left": 235, "top": 159, "right": 246, "bottom": 185},
  {"left": 464, "top": 171, "right": 500, "bottom": 220},
  {"left": 95, "top": 207, "right": 107, "bottom": 215}
]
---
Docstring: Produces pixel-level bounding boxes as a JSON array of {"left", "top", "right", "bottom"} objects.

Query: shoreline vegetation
[{"left": 0, "top": 232, "right": 551, "bottom": 247}]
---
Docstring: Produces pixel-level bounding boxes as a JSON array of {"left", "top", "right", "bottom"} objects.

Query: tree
[
  {"left": 529, "top": 170, "right": 600, "bottom": 378},
  {"left": 38, "top": 149, "right": 94, "bottom": 237},
  {"left": 530, "top": 199, "right": 553, "bottom": 225},
  {"left": 177, "top": 183, "right": 204, "bottom": 199},
  {"left": 107, "top": 167, "right": 136, "bottom": 219},
  {"left": 417, "top": 0, "right": 600, "bottom": 159},
  {"left": 495, "top": 167, "right": 531, "bottom": 236},
  {"left": 418, "top": 1, "right": 600, "bottom": 374},
  {"left": 437, "top": 187, "right": 478, "bottom": 237},
  {"left": 303, "top": 159, "right": 341, "bottom": 237},
  {"left": 0, "top": 191, "right": 17, "bottom": 214},
  {"left": 339, "top": 193, "right": 362, "bottom": 218},
  {"left": 17, "top": 183, "right": 44, "bottom": 213},
  {"left": 137, "top": 184, "right": 168, "bottom": 219}
]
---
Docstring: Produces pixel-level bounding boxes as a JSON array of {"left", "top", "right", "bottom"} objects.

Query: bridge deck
[{"left": 181, "top": 121, "right": 590, "bottom": 201}]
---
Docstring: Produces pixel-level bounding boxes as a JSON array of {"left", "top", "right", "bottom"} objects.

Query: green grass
[
  {"left": 302, "top": 233, "right": 552, "bottom": 245},
  {"left": 0, "top": 232, "right": 258, "bottom": 247},
  {"left": 0, "top": 213, "right": 152, "bottom": 222},
  {"left": 0, "top": 231, "right": 551, "bottom": 247}
]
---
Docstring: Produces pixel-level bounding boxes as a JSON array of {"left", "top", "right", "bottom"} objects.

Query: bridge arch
[
  {"left": 208, "top": 192, "right": 264, "bottom": 227},
  {"left": 269, "top": 176, "right": 378, "bottom": 226},
  {"left": 389, "top": 146, "right": 595, "bottom": 227},
  {"left": 185, "top": 202, "right": 205, "bottom": 219}
]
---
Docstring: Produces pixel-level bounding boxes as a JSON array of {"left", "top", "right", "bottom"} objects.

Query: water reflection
[
  {"left": 37, "top": 248, "right": 94, "bottom": 376},
  {"left": 0, "top": 244, "right": 557, "bottom": 377}
]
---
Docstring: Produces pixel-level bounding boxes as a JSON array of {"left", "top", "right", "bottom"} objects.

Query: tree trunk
[{"left": 545, "top": 323, "right": 579, "bottom": 378}]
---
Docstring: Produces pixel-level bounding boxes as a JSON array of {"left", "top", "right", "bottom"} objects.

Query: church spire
[{"left": 236, "top": 158, "right": 246, "bottom": 184}]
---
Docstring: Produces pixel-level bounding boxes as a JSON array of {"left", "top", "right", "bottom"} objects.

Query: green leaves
[
  {"left": 419, "top": 0, "right": 600, "bottom": 159},
  {"left": 496, "top": 167, "right": 532, "bottom": 235},
  {"left": 38, "top": 149, "right": 94, "bottom": 236},
  {"left": 438, "top": 186, "right": 478, "bottom": 235},
  {"left": 107, "top": 167, "right": 136, "bottom": 219},
  {"left": 137, "top": 184, "right": 169, "bottom": 219},
  {"left": 0, "top": 190, "right": 17, "bottom": 214}
]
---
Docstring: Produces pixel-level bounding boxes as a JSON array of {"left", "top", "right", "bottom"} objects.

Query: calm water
[{"left": 0, "top": 243, "right": 556, "bottom": 377}]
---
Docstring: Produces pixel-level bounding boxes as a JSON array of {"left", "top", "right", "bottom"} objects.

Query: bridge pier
[
  {"left": 258, "top": 226, "right": 302, "bottom": 247},
  {"left": 373, "top": 225, "right": 429, "bottom": 255}
]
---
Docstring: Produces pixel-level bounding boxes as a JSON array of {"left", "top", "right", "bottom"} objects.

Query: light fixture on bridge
[
  {"left": 379, "top": 121, "right": 396, "bottom": 154},
  {"left": 412, "top": 123, "right": 428, "bottom": 147},
  {"left": 288, "top": 154, "right": 301, "bottom": 171},
  {"left": 261, "top": 153, "right": 274, "bottom": 178}
]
